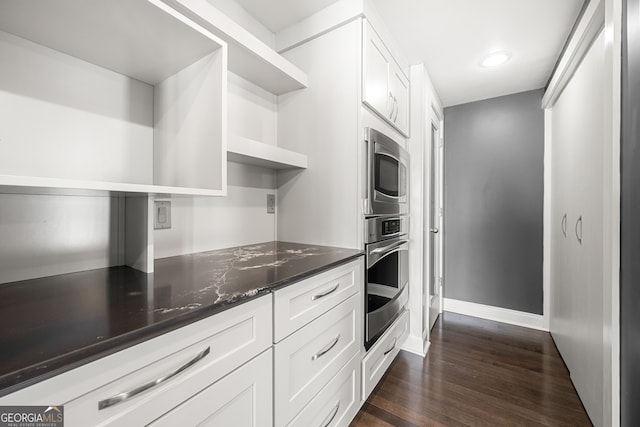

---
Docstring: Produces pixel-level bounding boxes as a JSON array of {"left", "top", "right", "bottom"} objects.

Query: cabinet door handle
[
  {"left": 388, "top": 92, "right": 394, "bottom": 117},
  {"left": 312, "top": 334, "right": 341, "bottom": 361},
  {"left": 383, "top": 337, "right": 397, "bottom": 356},
  {"left": 311, "top": 283, "right": 340, "bottom": 301},
  {"left": 575, "top": 215, "right": 583, "bottom": 245},
  {"left": 98, "top": 346, "right": 210, "bottom": 410},
  {"left": 393, "top": 96, "right": 398, "bottom": 122},
  {"left": 561, "top": 213, "right": 567, "bottom": 238},
  {"left": 320, "top": 401, "right": 341, "bottom": 427}
]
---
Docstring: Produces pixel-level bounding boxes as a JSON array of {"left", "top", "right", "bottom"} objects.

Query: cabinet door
[
  {"left": 150, "top": 349, "right": 273, "bottom": 427},
  {"left": 362, "top": 20, "right": 391, "bottom": 121},
  {"left": 390, "top": 65, "right": 410, "bottom": 137}
]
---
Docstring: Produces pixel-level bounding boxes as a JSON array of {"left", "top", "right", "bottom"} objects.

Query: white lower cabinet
[
  {"left": 274, "top": 293, "right": 361, "bottom": 426},
  {"left": 149, "top": 349, "right": 273, "bottom": 427},
  {"left": 0, "top": 295, "right": 273, "bottom": 427},
  {"left": 362, "top": 309, "right": 409, "bottom": 400},
  {"left": 287, "top": 352, "right": 361, "bottom": 427},
  {"left": 0, "top": 260, "right": 368, "bottom": 427}
]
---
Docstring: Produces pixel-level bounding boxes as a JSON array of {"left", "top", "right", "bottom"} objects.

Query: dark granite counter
[{"left": 0, "top": 241, "right": 363, "bottom": 396}]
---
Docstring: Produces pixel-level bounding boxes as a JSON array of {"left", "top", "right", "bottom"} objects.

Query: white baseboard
[
  {"left": 402, "top": 334, "right": 430, "bottom": 357},
  {"left": 443, "top": 298, "right": 548, "bottom": 331}
]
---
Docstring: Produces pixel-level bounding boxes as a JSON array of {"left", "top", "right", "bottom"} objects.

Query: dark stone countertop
[{"left": 0, "top": 241, "right": 363, "bottom": 396}]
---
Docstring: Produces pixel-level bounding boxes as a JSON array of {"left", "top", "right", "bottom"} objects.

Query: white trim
[
  {"left": 542, "top": 0, "right": 605, "bottom": 108},
  {"left": 401, "top": 335, "right": 430, "bottom": 357},
  {"left": 543, "top": 109, "right": 552, "bottom": 331},
  {"left": 443, "top": 298, "right": 547, "bottom": 331},
  {"left": 603, "top": 0, "right": 621, "bottom": 424}
]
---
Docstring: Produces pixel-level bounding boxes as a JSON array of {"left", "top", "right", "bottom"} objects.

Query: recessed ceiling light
[{"left": 480, "top": 51, "right": 511, "bottom": 68}]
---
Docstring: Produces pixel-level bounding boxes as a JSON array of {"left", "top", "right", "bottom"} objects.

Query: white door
[
  {"left": 549, "top": 30, "right": 605, "bottom": 426},
  {"left": 426, "top": 120, "right": 443, "bottom": 332}
]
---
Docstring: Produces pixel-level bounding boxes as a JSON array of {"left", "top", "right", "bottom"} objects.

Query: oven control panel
[
  {"left": 382, "top": 219, "right": 401, "bottom": 236},
  {"left": 365, "top": 215, "right": 408, "bottom": 244}
]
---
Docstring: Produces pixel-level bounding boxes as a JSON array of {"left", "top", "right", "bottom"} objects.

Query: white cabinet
[
  {"left": 0, "top": 295, "right": 272, "bottom": 427},
  {"left": 0, "top": 0, "right": 228, "bottom": 197},
  {"left": 0, "top": 0, "right": 310, "bottom": 196},
  {"left": 150, "top": 349, "right": 273, "bottom": 427},
  {"left": 273, "top": 258, "right": 364, "bottom": 427},
  {"left": 549, "top": 31, "right": 605, "bottom": 426},
  {"left": 274, "top": 293, "right": 361, "bottom": 426},
  {"left": 362, "top": 19, "right": 410, "bottom": 137},
  {"left": 362, "top": 309, "right": 409, "bottom": 400}
]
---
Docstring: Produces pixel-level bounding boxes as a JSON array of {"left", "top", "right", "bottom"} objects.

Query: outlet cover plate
[
  {"left": 154, "top": 201, "right": 172, "bottom": 229},
  {"left": 267, "top": 194, "right": 275, "bottom": 214}
]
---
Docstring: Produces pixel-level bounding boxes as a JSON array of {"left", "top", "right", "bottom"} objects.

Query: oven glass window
[
  {"left": 366, "top": 247, "right": 408, "bottom": 310},
  {"left": 375, "top": 154, "right": 407, "bottom": 198},
  {"left": 375, "top": 154, "right": 399, "bottom": 197}
]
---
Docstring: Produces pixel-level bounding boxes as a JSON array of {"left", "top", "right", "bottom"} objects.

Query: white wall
[
  {"left": 154, "top": 162, "right": 276, "bottom": 258},
  {"left": 0, "top": 194, "right": 122, "bottom": 284},
  {"left": 228, "top": 71, "right": 278, "bottom": 145}
]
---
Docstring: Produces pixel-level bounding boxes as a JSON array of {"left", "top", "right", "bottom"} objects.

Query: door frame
[{"left": 425, "top": 104, "right": 444, "bottom": 338}]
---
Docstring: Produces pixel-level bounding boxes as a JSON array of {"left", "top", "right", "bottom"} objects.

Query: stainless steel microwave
[{"left": 364, "top": 128, "right": 409, "bottom": 216}]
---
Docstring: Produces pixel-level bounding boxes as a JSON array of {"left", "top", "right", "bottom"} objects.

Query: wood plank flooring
[{"left": 351, "top": 312, "right": 592, "bottom": 426}]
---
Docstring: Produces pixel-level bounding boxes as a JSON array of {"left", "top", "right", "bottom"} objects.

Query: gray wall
[
  {"left": 621, "top": 0, "right": 640, "bottom": 423},
  {"left": 443, "top": 89, "right": 544, "bottom": 314}
]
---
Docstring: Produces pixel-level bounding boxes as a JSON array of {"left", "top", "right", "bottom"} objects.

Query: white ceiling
[
  {"left": 233, "top": 0, "right": 585, "bottom": 107},
  {"left": 372, "top": 0, "right": 585, "bottom": 107}
]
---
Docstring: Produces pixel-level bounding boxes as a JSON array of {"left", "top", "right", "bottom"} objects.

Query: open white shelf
[
  {"left": 164, "top": 0, "right": 308, "bottom": 94},
  {"left": 0, "top": 0, "right": 224, "bottom": 85},
  {"left": 0, "top": 175, "right": 226, "bottom": 198},
  {"left": 227, "top": 136, "right": 308, "bottom": 170}
]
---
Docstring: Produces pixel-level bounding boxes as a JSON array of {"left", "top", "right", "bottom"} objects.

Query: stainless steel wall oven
[{"left": 364, "top": 127, "right": 409, "bottom": 350}]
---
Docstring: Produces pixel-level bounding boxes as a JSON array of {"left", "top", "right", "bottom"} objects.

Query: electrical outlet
[
  {"left": 267, "top": 194, "right": 276, "bottom": 214},
  {"left": 154, "top": 201, "right": 172, "bottom": 229}
]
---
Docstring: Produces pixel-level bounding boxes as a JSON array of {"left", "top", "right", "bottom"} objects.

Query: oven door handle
[{"left": 371, "top": 239, "right": 409, "bottom": 255}]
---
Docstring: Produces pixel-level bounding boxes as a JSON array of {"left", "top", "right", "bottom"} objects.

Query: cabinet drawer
[
  {"left": 274, "top": 293, "right": 361, "bottom": 426},
  {"left": 150, "top": 349, "right": 273, "bottom": 427},
  {"left": 273, "top": 258, "right": 362, "bottom": 342},
  {"left": 287, "top": 352, "right": 360, "bottom": 427},
  {"left": 362, "top": 309, "right": 408, "bottom": 400},
  {"left": 64, "top": 296, "right": 272, "bottom": 427}
]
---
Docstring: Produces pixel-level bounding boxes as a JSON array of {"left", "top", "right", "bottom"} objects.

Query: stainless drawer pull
[
  {"left": 321, "top": 401, "right": 341, "bottom": 427},
  {"left": 312, "top": 334, "right": 341, "bottom": 361},
  {"left": 98, "top": 346, "right": 211, "bottom": 410},
  {"left": 311, "top": 284, "right": 340, "bottom": 301},
  {"left": 383, "top": 337, "right": 397, "bottom": 356}
]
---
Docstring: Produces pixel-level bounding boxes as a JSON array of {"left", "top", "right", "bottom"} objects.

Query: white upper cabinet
[{"left": 362, "top": 19, "right": 410, "bottom": 137}]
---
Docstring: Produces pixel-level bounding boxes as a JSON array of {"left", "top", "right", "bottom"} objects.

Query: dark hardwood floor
[{"left": 351, "top": 312, "right": 592, "bottom": 426}]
